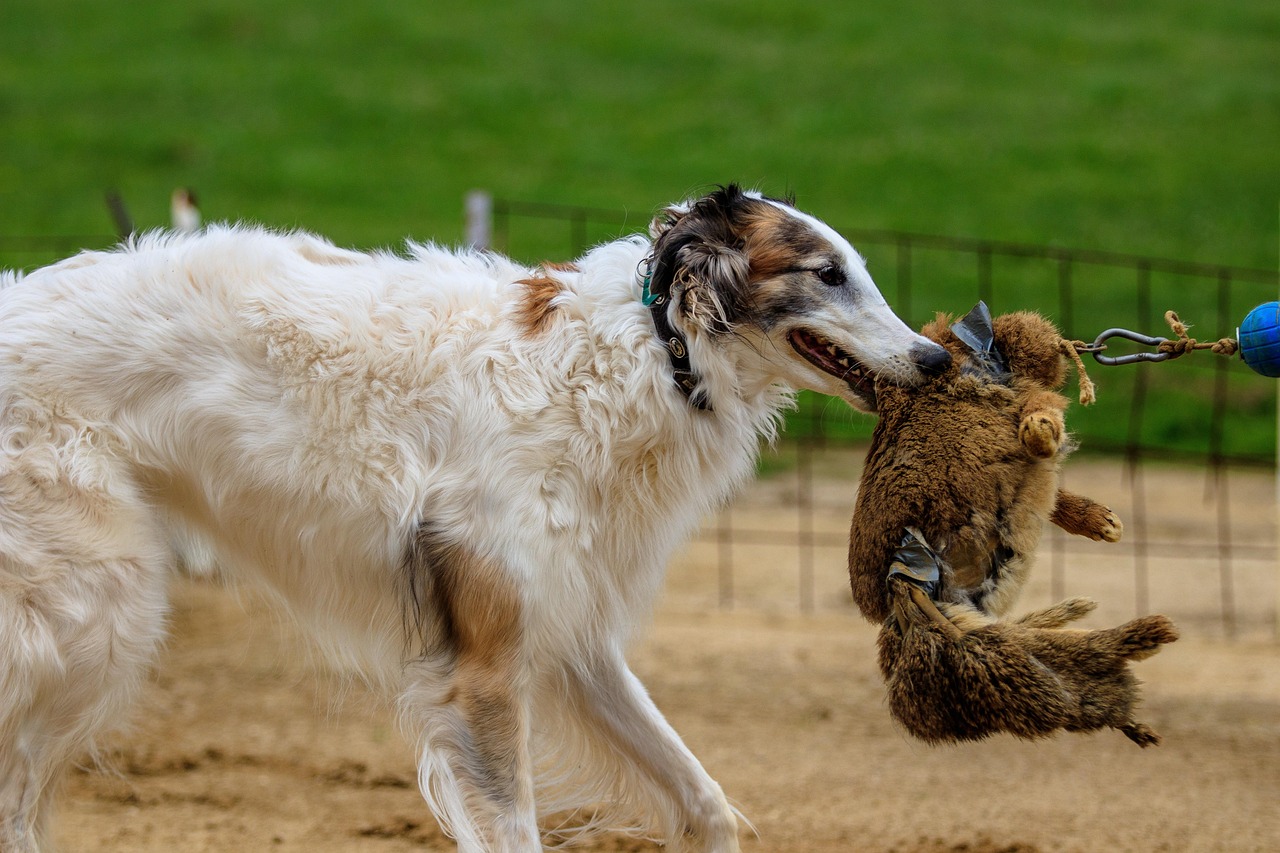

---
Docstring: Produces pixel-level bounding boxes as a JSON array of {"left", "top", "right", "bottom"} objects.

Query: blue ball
[{"left": 1238, "top": 302, "right": 1280, "bottom": 377}]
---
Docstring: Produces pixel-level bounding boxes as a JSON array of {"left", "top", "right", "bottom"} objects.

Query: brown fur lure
[{"left": 848, "top": 304, "right": 1178, "bottom": 747}]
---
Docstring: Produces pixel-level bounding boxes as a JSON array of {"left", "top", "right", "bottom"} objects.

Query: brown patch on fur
[
  {"left": 849, "top": 310, "right": 1175, "bottom": 746},
  {"left": 737, "top": 201, "right": 836, "bottom": 280},
  {"left": 441, "top": 550, "right": 526, "bottom": 806},
  {"left": 403, "top": 530, "right": 527, "bottom": 804},
  {"left": 540, "top": 260, "right": 579, "bottom": 273},
  {"left": 645, "top": 186, "right": 842, "bottom": 336},
  {"left": 430, "top": 545, "right": 521, "bottom": 668},
  {"left": 513, "top": 274, "right": 563, "bottom": 337}
]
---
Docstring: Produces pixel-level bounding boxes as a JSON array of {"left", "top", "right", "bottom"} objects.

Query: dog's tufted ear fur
[{"left": 648, "top": 186, "right": 753, "bottom": 334}]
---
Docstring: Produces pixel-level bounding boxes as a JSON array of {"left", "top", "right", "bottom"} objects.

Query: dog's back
[{"left": 0, "top": 225, "right": 699, "bottom": 663}]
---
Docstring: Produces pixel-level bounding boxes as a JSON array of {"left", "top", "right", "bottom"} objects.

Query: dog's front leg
[
  {"left": 403, "top": 658, "right": 537, "bottom": 853},
  {"left": 400, "top": 538, "right": 538, "bottom": 853},
  {"left": 563, "top": 651, "right": 741, "bottom": 853}
]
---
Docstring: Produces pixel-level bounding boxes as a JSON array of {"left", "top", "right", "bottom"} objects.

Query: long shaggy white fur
[{"left": 0, "top": 186, "right": 945, "bottom": 852}]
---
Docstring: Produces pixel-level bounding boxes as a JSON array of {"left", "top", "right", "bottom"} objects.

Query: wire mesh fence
[{"left": 487, "top": 196, "right": 1280, "bottom": 639}]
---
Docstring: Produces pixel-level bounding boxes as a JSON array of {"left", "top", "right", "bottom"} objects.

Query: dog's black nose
[{"left": 911, "top": 342, "right": 952, "bottom": 377}]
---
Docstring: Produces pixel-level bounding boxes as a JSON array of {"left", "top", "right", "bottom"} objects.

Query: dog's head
[{"left": 648, "top": 185, "right": 948, "bottom": 411}]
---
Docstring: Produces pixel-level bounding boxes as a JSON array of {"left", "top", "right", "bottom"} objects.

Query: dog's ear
[
  {"left": 649, "top": 199, "right": 691, "bottom": 241},
  {"left": 648, "top": 187, "right": 751, "bottom": 333}
]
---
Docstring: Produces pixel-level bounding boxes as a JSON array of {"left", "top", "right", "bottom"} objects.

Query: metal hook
[{"left": 1085, "top": 328, "right": 1172, "bottom": 365}]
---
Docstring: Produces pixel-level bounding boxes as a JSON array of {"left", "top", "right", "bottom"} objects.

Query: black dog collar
[{"left": 640, "top": 268, "right": 711, "bottom": 411}]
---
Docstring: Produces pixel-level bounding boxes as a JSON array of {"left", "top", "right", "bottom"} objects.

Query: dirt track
[{"left": 58, "top": 459, "right": 1280, "bottom": 853}]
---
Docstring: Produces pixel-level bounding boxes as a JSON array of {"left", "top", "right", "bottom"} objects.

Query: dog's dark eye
[{"left": 816, "top": 266, "right": 846, "bottom": 287}]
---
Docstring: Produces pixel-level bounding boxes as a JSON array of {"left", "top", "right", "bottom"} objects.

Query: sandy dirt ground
[{"left": 56, "top": 456, "right": 1280, "bottom": 853}]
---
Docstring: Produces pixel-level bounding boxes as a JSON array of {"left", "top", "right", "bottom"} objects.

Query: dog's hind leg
[
  {"left": 559, "top": 650, "right": 741, "bottom": 853},
  {"left": 0, "top": 428, "right": 170, "bottom": 851},
  {"left": 398, "top": 533, "right": 538, "bottom": 853}
]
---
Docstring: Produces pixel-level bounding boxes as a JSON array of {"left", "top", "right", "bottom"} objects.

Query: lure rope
[
  {"left": 1064, "top": 310, "right": 1241, "bottom": 406},
  {"left": 1157, "top": 310, "right": 1239, "bottom": 358},
  {"left": 1060, "top": 338, "right": 1097, "bottom": 406}
]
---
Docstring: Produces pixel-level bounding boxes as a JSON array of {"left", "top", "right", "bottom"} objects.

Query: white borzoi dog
[{"left": 0, "top": 185, "right": 949, "bottom": 852}]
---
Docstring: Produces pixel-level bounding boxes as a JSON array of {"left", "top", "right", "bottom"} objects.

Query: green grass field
[{"left": 2, "top": 0, "right": 1277, "bottom": 455}]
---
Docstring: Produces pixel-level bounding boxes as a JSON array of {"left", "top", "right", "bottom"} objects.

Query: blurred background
[
  {"left": 6, "top": 5, "right": 1280, "bottom": 850},
  {"left": 4, "top": 0, "right": 1277, "bottom": 437},
  {"left": 2, "top": 1, "right": 1274, "bottom": 262}
]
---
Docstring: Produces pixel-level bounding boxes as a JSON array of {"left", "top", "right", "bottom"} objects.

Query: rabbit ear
[{"left": 951, "top": 301, "right": 1010, "bottom": 378}]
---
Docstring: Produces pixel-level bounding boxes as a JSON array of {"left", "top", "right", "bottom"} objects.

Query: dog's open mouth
[{"left": 787, "top": 329, "right": 877, "bottom": 409}]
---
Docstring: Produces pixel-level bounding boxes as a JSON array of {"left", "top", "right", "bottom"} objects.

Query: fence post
[
  {"left": 104, "top": 190, "right": 134, "bottom": 239},
  {"left": 464, "top": 190, "right": 493, "bottom": 250},
  {"left": 1208, "top": 271, "right": 1236, "bottom": 639},
  {"left": 718, "top": 507, "right": 734, "bottom": 609},
  {"left": 1128, "top": 262, "right": 1152, "bottom": 617}
]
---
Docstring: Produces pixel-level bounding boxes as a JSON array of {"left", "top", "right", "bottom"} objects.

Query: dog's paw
[{"left": 1019, "top": 410, "right": 1063, "bottom": 458}]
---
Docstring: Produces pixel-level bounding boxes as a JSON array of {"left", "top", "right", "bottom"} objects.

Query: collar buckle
[{"left": 640, "top": 262, "right": 710, "bottom": 411}]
